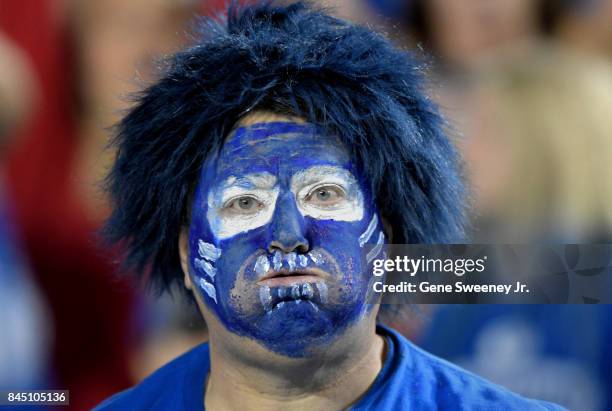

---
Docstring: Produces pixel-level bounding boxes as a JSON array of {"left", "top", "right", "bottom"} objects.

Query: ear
[{"left": 179, "top": 229, "right": 193, "bottom": 290}]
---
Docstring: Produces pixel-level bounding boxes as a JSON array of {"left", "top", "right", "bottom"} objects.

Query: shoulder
[
  {"left": 93, "top": 343, "right": 210, "bottom": 411},
  {"left": 363, "top": 326, "right": 566, "bottom": 411}
]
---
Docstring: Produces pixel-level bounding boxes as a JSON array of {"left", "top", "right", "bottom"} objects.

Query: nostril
[
  {"left": 269, "top": 240, "right": 310, "bottom": 254},
  {"left": 294, "top": 242, "right": 309, "bottom": 254}
]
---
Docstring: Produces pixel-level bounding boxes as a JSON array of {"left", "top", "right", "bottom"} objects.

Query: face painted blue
[{"left": 188, "top": 122, "right": 386, "bottom": 357}]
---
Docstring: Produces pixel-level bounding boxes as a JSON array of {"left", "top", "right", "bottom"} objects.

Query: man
[{"left": 96, "top": 2, "right": 564, "bottom": 410}]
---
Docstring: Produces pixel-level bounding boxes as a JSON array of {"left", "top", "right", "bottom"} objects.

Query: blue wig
[{"left": 104, "top": 1, "right": 466, "bottom": 295}]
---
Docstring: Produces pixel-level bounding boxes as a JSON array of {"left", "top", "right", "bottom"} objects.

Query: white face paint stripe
[
  {"left": 272, "top": 250, "right": 283, "bottom": 271},
  {"left": 315, "top": 282, "right": 328, "bottom": 303},
  {"left": 302, "top": 283, "right": 314, "bottom": 298},
  {"left": 286, "top": 252, "right": 297, "bottom": 270},
  {"left": 254, "top": 255, "right": 271, "bottom": 276},
  {"left": 359, "top": 214, "right": 378, "bottom": 247},
  {"left": 259, "top": 285, "right": 272, "bottom": 311},
  {"left": 194, "top": 258, "right": 217, "bottom": 280},
  {"left": 308, "top": 250, "right": 324, "bottom": 265},
  {"left": 291, "top": 284, "right": 300, "bottom": 299},
  {"left": 366, "top": 231, "right": 385, "bottom": 264},
  {"left": 198, "top": 240, "right": 222, "bottom": 261},
  {"left": 199, "top": 278, "right": 217, "bottom": 304}
]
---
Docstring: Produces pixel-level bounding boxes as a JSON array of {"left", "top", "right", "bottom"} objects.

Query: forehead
[{"left": 212, "top": 121, "right": 353, "bottom": 180}]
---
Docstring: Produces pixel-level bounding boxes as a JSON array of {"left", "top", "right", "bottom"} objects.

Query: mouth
[
  {"left": 252, "top": 250, "right": 332, "bottom": 312},
  {"left": 257, "top": 268, "right": 328, "bottom": 287},
  {"left": 258, "top": 279, "right": 329, "bottom": 312}
]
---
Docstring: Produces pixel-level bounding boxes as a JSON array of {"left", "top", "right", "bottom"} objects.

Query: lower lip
[{"left": 258, "top": 274, "right": 321, "bottom": 287}]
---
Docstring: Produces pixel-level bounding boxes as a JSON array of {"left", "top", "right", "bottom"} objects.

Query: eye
[
  {"left": 305, "top": 184, "right": 346, "bottom": 207},
  {"left": 225, "top": 196, "right": 263, "bottom": 214}
]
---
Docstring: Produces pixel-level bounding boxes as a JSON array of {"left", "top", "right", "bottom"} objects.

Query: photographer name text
[{"left": 373, "top": 281, "right": 530, "bottom": 295}]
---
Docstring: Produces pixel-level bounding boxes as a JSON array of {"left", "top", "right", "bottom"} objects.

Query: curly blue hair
[{"left": 104, "top": 1, "right": 466, "bottom": 295}]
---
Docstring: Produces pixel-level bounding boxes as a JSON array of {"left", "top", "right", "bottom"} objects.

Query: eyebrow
[
  {"left": 220, "top": 173, "right": 278, "bottom": 190},
  {"left": 290, "top": 165, "right": 357, "bottom": 188}
]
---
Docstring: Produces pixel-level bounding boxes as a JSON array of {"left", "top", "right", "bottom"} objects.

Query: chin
[{"left": 236, "top": 299, "right": 365, "bottom": 358}]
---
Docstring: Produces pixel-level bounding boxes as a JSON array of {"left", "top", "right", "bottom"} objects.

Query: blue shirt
[{"left": 95, "top": 325, "right": 565, "bottom": 410}]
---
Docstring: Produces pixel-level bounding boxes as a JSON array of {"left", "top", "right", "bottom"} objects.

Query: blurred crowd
[{"left": 0, "top": 0, "right": 610, "bottom": 410}]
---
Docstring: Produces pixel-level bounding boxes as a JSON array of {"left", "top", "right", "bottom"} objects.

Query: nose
[{"left": 268, "top": 191, "right": 309, "bottom": 254}]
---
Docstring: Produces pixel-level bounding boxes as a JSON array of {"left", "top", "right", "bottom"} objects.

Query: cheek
[
  {"left": 190, "top": 215, "right": 268, "bottom": 320},
  {"left": 309, "top": 207, "right": 385, "bottom": 297},
  {"left": 309, "top": 220, "right": 371, "bottom": 290},
  {"left": 217, "top": 237, "right": 263, "bottom": 312},
  {"left": 188, "top": 198, "right": 238, "bottom": 309}
]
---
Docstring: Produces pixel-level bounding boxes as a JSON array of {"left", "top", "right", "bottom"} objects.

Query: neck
[{"left": 205, "top": 319, "right": 386, "bottom": 411}]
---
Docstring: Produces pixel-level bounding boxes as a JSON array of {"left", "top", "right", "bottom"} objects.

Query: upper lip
[{"left": 257, "top": 267, "right": 329, "bottom": 284}]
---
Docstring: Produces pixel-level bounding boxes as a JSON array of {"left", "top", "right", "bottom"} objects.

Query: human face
[{"left": 187, "top": 119, "right": 385, "bottom": 357}]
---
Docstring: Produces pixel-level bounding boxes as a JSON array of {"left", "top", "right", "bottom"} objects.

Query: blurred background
[{"left": 0, "top": 0, "right": 610, "bottom": 410}]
